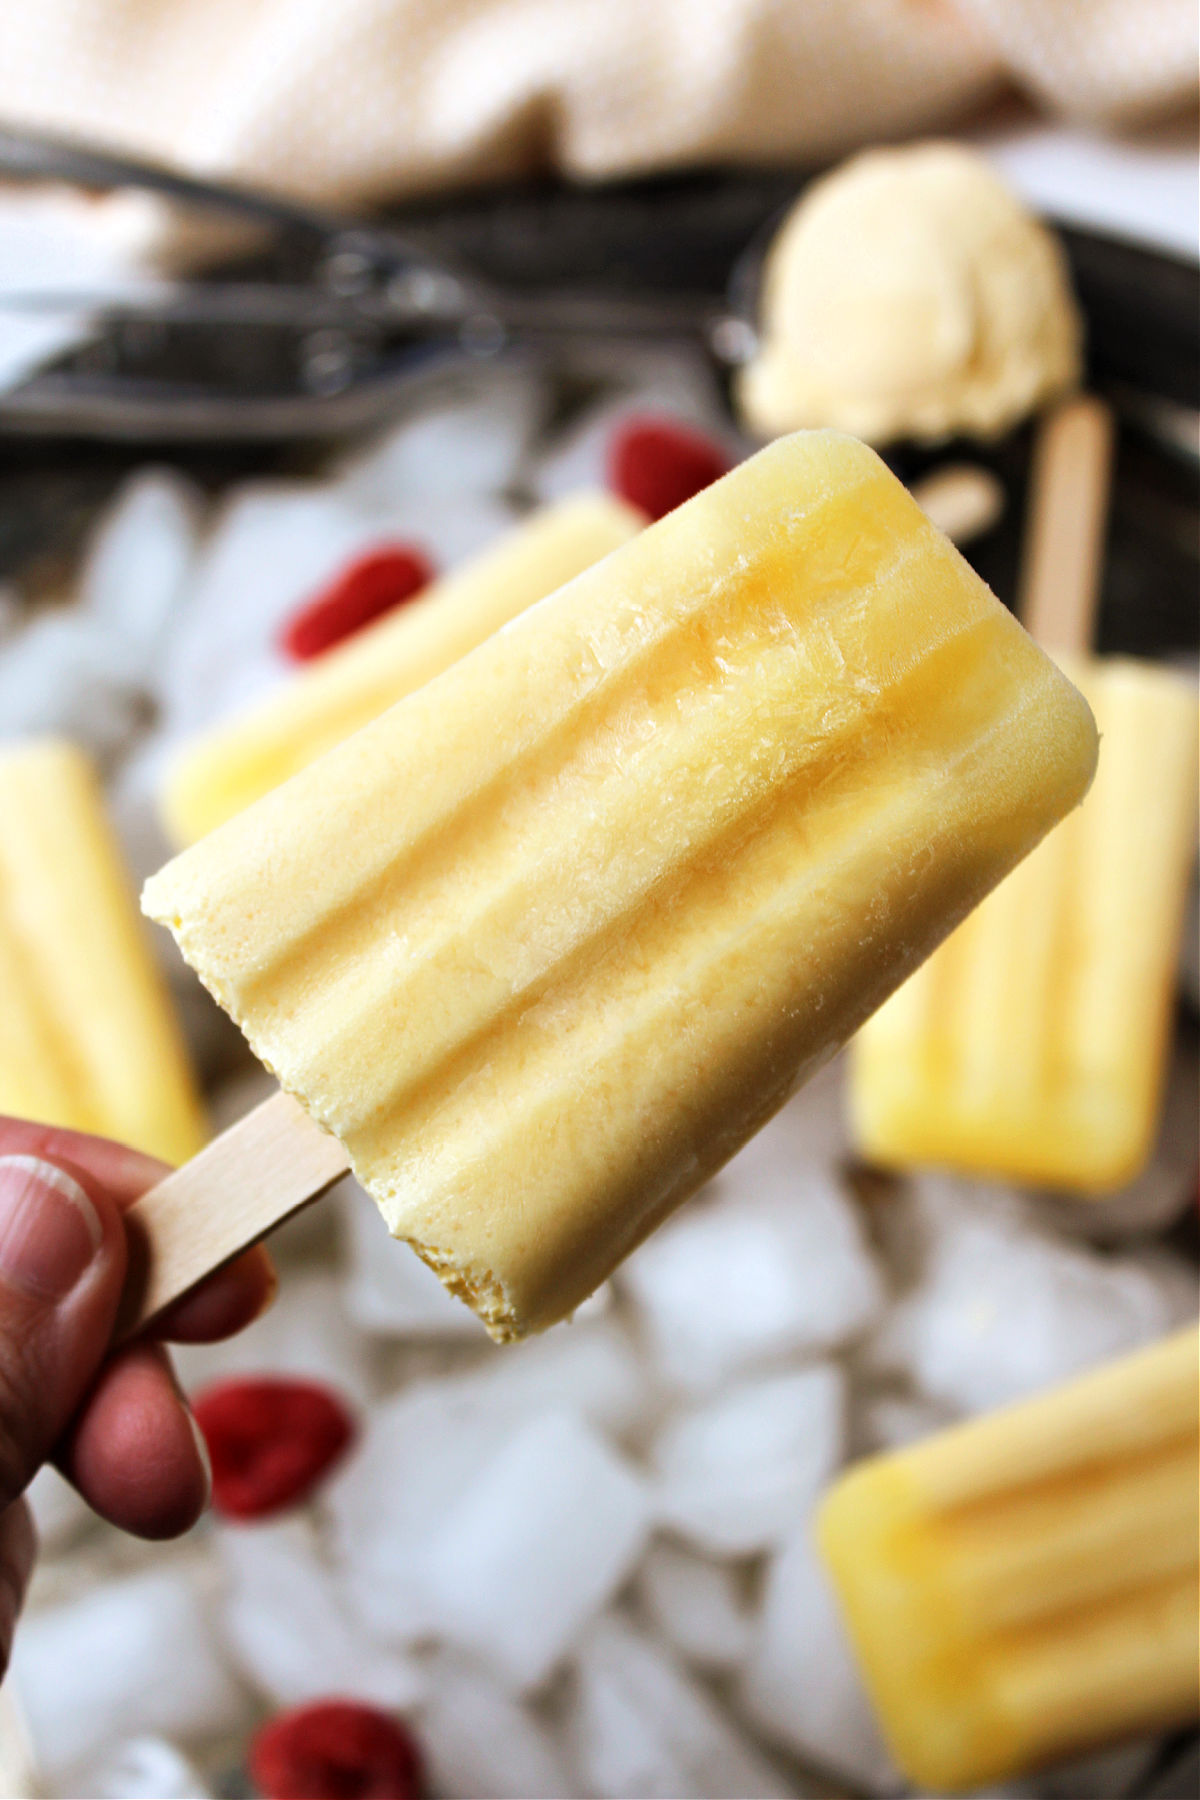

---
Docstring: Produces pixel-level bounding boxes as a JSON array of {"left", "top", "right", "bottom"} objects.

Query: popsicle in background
[
  {"left": 131, "top": 432, "right": 1097, "bottom": 1342},
  {"left": 851, "top": 396, "right": 1199, "bottom": 1191},
  {"left": 161, "top": 491, "right": 645, "bottom": 844},
  {"left": 818, "top": 1326, "right": 1200, "bottom": 1792},
  {"left": 0, "top": 739, "right": 207, "bottom": 1165}
]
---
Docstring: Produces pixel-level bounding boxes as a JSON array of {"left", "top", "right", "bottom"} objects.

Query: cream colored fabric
[
  {"left": 958, "top": 0, "right": 1198, "bottom": 123},
  {"left": 0, "top": 2, "right": 1192, "bottom": 208}
]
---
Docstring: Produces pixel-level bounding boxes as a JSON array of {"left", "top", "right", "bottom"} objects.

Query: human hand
[{"left": 0, "top": 1117, "right": 276, "bottom": 1674}]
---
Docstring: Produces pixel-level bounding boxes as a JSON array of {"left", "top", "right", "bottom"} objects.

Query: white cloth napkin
[{"left": 0, "top": 1, "right": 1192, "bottom": 210}]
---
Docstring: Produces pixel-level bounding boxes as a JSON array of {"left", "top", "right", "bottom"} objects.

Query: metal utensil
[
  {"left": 0, "top": 124, "right": 746, "bottom": 439},
  {"left": 0, "top": 124, "right": 1196, "bottom": 466}
]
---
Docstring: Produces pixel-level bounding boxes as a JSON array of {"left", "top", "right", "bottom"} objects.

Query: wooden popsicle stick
[
  {"left": 1018, "top": 393, "right": 1115, "bottom": 655},
  {"left": 115, "top": 1090, "right": 350, "bottom": 1339},
  {"left": 910, "top": 463, "right": 1005, "bottom": 547}
]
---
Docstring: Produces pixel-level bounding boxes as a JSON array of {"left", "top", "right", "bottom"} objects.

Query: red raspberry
[
  {"left": 192, "top": 1377, "right": 356, "bottom": 1522},
  {"left": 280, "top": 545, "right": 435, "bottom": 660},
  {"left": 608, "top": 416, "right": 730, "bottom": 521},
  {"left": 249, "top": 1700, "right": 423, "bottom": 1800}
]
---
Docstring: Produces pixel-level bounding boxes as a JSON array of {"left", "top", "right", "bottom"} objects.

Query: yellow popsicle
[
  {"left": 0, "top": 739, "right": 207, "bottom": 1164},
  {"left": 143, "top": 432, "right": 1097, "bottom": 1339},
  {"left": 161, "top": 492, "right": 645, "bottom": 845},
  {"left": 818, "top": 1328, "right": 1200, "bottom": 1792},
  {"left": 850, "top": 655, "right": 1198, "bottom": 1190}
]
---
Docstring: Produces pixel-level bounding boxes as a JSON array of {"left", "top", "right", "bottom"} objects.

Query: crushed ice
[{"left": 6, "top": 353, "right": 1196, "bottom": 1800}]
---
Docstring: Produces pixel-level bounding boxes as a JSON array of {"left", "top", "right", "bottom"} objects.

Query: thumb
[{"left": 0, "top": 1155, "right": 126, "bottom": 1511}]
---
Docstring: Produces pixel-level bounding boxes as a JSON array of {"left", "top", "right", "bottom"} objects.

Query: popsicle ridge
[
  {"left": 852, "top": 655, "right": 1198, "bottom": 1187},
  {"left": 241, "top": 529, "right": 966, "bottom": 1096},
  {"left": 360, "top": 662, "right": 1089, "bottom": 1329},
  {"left": 297, "top": 600, "right": 1024, "bottom": 1149},
  {"left": 818, "top": 1329, "right": 1200, "bottom": 1789},
  {"left": 229, "top": 473, "right": 893, "bottom": 1012},
  {"left": 153, "top": 464, "right": 977, "bottom": 1073},
  {"left": 145, "top": 432, "right": 1097, "bottom": 1338},
  {"left": 157, "top": 462, "right": 884, "bottom": 998}
]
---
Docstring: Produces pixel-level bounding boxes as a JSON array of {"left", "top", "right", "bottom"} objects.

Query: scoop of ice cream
[{"left": 737, "top": 143, "right": 1082, "bottom": 446}]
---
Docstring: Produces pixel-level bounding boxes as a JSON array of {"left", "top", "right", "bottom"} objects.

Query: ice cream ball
[{"left": 737, "top": 142, "right": 1082, "bottom": 447}]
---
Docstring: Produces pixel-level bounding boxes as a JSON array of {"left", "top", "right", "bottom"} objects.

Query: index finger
[{"left": 0, "top": 1116, "right": 276, "bottom": 1343}]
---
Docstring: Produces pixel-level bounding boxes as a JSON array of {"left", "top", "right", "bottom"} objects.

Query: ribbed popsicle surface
[
  {"left": 144, "top": 433, "right": 1097, "bottom": 1337},
  {"left": 0, "top": 740, "right": 207, "bottom": 1165},
  {"left": 818, "top": 1328, "right": 1200, "bottom": 1791},
  {"left": 851, "top": 657, "right": 1198, "bottom": 1190},
  {"left": 162, "top": 492, "right": 644, "bottom": 844}
]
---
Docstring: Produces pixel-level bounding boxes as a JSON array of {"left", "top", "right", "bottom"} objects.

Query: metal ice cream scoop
[{"left": 0, "top": 123, "right": 764, "bottom": 440}]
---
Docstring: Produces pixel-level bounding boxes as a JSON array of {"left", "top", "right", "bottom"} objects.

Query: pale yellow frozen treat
[
  {"left": 851, "top": 657, "right": 1198, "bottom": 1191},
  {"left": 818, "top": 1328, "right": 1200, "bottom": 1792},
  {"left": 162, "top": 491, "right": 645, "bottom": 844},
  {"left": 143, "top": 432, "right": 1096, "bottom": 1340},
  {"left": 738, "top": 143, "right": 1081, "bottom": 445},
  {"left": 0, "top": 739, "right": 207, "bottom": 1165}
]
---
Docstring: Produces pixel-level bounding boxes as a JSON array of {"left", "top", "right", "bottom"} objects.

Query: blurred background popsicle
[
  {"left": 850, "top": 395, "right": 1199, "bottom": 1192},
  {"left": 137, "top": 432, "right": 1097, "bottom": 1340},
  {"left": 0, "top": 738, "right": 207, "bottom": 1165},
  {"left": 817, "top": 1326, "right": 1200, "bottom": 1793},
  {"left": 161, "top": 491, "right": 645, "bottom": 845}
]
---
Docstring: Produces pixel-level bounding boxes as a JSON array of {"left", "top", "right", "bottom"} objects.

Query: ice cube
[
  {"left": 418, "top": 1652, "right": 575, "bottom": 1800},
  {"left": 566, "top": 1613, "right": 796, "bottom": 1799},
  {"left": 621, "top": 1088, "right": 882, "bottom": 1393},
  {"left": 0, "top": 610, "right": 142, "bottom": 759},
  {"left": 0, "top": 190, "right": 154, "bottom": 391},
  {"left": 651, "top": 1365, "right": 844, "bottom": 1557},
  {"left": 635, "top": 1541, "right": 753, "bottom": 1672},
  {"left": 771, "top": 1052, "right": 855, "bottom": 1165},
  {"left": 0, "top": 1684, "right": 37, "bottom": 1800},
  {"left": 1006, "top": 1737, "right": 1161, "bottom": 1799},
  {"left": 156, "top": 479, "right": 511, "bottom": 738},
  {"left": 527, "top": 356, "right": 736, "bottom": 507},
  {"left": 156, "top": 482, "right": 382, "bottom": 734},
  {"left": 80, "top": 469, "right": 201, "bottom": 681},
  {"left": 337, "top": 369, "right": 545, "bottom": 508},
  {"left": 1119, "top": 1244, "right": 1200, "bottom": 1331},
  {"left": 739, "top": 1523, "right": 901, "bottom": 1796},
  {"left": 70, "top": 1736, "right": 212, "bottom": 1800},
  {"left": 441, "top": 1312, "right": 650, "bottom": 1442},
  {"left": 218, "top": 1517, "right": 423, "bottom": 1710},
  {"left": 866, "top": 1178, "right": 1189, "bottom": 1413},
  {"left": 1029, "top": 1735, "right": 1165, "bottom": 1792},
  {"left": 25, "top": 1465, "right": 93, "bottom": 1554},
  {"left": 175, "top": 1268, "right": 372, "bottom": 1405},
  {"left": 9, "top": 1569, "right": 245, "bottom": 1787},
  {"left": 328, "top": 1308, "right": 653, "bottom": 1647},
  {"left": 409, "top": 1411, "right": 651, "bottom": 1690},
  {"left": 853, "top": 1390, "right": 956, "bottom": 1456},
  {"left": 339, "top": 1179, "right": 487, "bottom": 1338},
  {"left": 107, "top": 737, "right": 186, "bottom": 890},
  {"left": 325, "top": 1379, "right": 520, "bottom": 1644}
]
